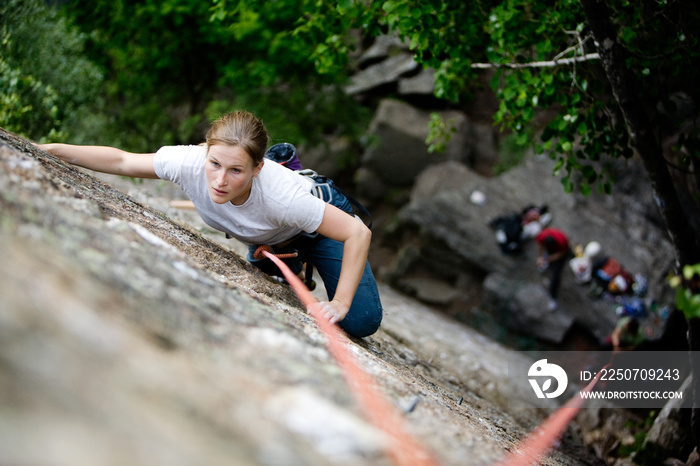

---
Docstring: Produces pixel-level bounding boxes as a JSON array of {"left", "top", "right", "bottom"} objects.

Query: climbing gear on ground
[{"left": 489, "top": 212, "right": 523, "bottom": 255}]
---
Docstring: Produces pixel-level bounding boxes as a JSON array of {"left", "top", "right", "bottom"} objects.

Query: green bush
[{"left": 1, "top": 0, "right": 102, "bottom": 142}]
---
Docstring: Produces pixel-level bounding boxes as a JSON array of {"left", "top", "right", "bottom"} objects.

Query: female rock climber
[{"left": 37, "top": 110, "right": 383, "bottom": 338}]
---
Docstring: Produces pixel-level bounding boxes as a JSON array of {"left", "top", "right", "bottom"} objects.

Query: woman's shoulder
[
  {"left": 260, "top": 158, "right": 287, "bottom": 174},
  {"left": 260, "top": 159, "right": 313, "bottom": 187},
  {"left": 156, "top": 144, "right": 206, "bottom": 159},
  {"left": 153, "top": 144, "right": 206, "bottom": 181},
  {"left": 254, "top": 160, "right": 318, "bottom": 208}
]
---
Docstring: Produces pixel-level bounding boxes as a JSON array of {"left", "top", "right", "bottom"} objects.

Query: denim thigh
[{"left": 303, "top": 236, "right": 383, "bottom": 338}]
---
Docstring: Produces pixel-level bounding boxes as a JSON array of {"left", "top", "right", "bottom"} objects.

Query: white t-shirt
[{"left": 153, "top": 145, "right": 326, "bottom": 246}]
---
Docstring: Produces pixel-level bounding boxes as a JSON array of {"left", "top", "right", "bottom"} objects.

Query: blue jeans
[
  {"left": 247, "top": 179, "right": 382, "bottom": 338},
  {"left": 247, "top": 235, "right": 383, "bottom": 337}
]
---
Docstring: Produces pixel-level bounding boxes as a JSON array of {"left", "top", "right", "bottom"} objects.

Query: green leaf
[
  {"left": 684, "top": 264, "right": 700, "bottom": 280},
  {"left": 338, "top": 0, "right": 353, "bottom": 10},
  {"left": 553, "top": 158, "right": 565, "bottom": 173},
  {"left": 669, "top": 275, "right": 682, "bottom": 288},
  {"left": 561, "top": 176, "right": 573, "bottom": 193}
]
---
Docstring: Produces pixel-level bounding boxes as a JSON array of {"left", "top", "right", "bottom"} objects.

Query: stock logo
[{"left": 528, "top": 359, "right": 568, "bottom": 399}]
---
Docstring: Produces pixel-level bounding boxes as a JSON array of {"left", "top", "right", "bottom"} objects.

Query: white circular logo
[{"left": 528, "top": 359, "right": 568, "bottom": 399}]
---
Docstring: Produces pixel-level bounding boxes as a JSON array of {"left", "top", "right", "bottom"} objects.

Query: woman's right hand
[
  {"left": 33, "top": 143, "right": 69, "bottom": 159},
  {"left": 33, "top": 143, "right": 54, "bottom": 153}
]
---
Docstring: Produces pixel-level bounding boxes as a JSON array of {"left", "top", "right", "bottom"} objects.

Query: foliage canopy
[
  {"left": 0, "top": 0, "right": 103, "bottom": 142},
  {"left": 2, "top": 0, "right": 370, "bottom": 151},
  {"left": 293, "top": 0, "right": 700, "bottom": 199},
  {"left": 59, "top": 0, "right": 371, "bottom": 151}
]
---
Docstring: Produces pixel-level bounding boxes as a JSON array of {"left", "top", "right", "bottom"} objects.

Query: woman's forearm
[
  {"left": 38, "top": 143, "right": 158, "bottom": 178},
  {"left": 40, "top": 144, "right": 128, "bottom": 173},
  {"left": 39, "top": 144, "right": 123, "bottom": 172},
  {"left": 314, "top": 204, "right": 373, "bottom": 319},
  {"left": 333, "top": 226, "right": 371, "bottom": 311}
]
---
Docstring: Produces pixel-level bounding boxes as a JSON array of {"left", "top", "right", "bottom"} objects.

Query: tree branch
[{"left": 471, "top": 53, "right": 600, "bottom": 69}]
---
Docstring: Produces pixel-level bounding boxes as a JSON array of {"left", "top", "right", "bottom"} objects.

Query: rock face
[
  {"left": 1, "top": 36, "right": 690, "bottom": 466},
  {"left": 0, "top": 129, "right": 601, "bottom": 465}
]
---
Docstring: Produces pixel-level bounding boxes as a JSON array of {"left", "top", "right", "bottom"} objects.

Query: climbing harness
[{"left": 252, "top": 244, "right": 298, "bottom": 261}]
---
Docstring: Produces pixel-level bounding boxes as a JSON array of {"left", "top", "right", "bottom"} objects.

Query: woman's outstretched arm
[{"left": 37, "top": 143, "right": 158, "bottom": 179}]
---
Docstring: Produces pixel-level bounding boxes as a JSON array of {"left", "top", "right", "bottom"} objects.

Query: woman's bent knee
[{"left": 339, "top": 304, "right": 383, "bottom": 338}]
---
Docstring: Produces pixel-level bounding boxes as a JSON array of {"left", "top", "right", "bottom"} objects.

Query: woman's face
[{"left": 205, "top": 144, "right": 263, "bottom": 205}]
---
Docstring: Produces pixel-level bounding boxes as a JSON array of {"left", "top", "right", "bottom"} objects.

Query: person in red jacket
[{"left": 536, "top": 227, "right": 571, "bottom": 311}]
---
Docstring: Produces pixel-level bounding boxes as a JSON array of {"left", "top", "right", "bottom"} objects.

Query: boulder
[
  {"left": 358, "top": 99, "right": 471, "bottom": 195},
  {"left": 638, "top": 377, "right": 694, "bottom": 463},
  {"left": 482, "top": 273, "right": 575, "bottom": 344},
  {"left": 296, "top": 136, "right": 353, "bottom": 181},
  {"left": 409, "top": 160, "right": 474, "bottom": 202},
  {"left": 398, "top": 67, "right": 436, "bottom": 95},
  {"left": 345, "top": 53, "right": 419, "bottom": 95},
  {"left": 355, "top": 34, "right": 410, "bottom": 66}
]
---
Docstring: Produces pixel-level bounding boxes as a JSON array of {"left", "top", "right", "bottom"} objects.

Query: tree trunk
[
  {"left": 579, "top": 0, "right": 700, "bottom": 452},
  {"left": 688, "top": 318, "right": 700, "bottom": 447},
  {"left": 578, "top": 0, "right": 700, "bottom": 268}
]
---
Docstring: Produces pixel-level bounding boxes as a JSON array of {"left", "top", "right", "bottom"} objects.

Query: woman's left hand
[{"left": 310, "top": 299, "right": 349, "bottom": 324}]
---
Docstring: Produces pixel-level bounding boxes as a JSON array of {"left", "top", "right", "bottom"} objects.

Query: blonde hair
[{"left": 205, "top": 111, "right": 269, "bottom": 165}]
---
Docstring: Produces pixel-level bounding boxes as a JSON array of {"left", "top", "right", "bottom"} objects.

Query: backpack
[
  {"left": 265, "top": 143, "right": 372, "bottom": 228},
  {"left": 489, "top": 213, "right": 524, "bottom": 255}
]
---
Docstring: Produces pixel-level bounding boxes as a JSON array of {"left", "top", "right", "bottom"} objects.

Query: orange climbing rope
[
  {"left": 497, "top": 362, "right": 610, "bottom": 466},
  {"left": 262, "top": 248, "right": 613, "bottom": 465},
  {"left": 261, "top": 250, "right": 438, "bottom": 466},
  {"left": 253, "top": 244, "right": 298, "bottom": 260}
]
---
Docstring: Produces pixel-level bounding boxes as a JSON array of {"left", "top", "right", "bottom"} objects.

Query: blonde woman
[{"left": 38, "top": 111, "right": 383, "bottom": 337}]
